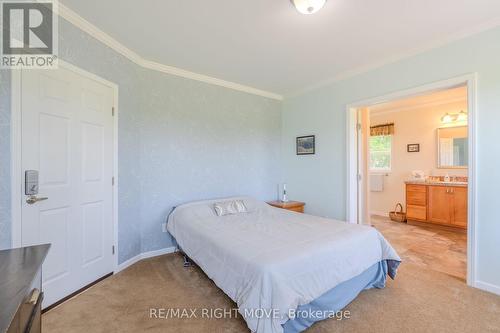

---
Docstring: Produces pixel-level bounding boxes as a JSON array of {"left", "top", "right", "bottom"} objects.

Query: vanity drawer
[
  {"left": 406, "top": 184, "right": 427, "bottom": 193},
  {"left": 406, "top": 188, "right": 427, "bottom": 206},
  {"left": 407, "top": 205, "right": 427, "bottom": 221}
]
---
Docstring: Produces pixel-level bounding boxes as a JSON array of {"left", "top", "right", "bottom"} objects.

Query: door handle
[
  {"left": 26, "top": 195, "right": 48, "bottom": 205},
  {"left": 28, "top": 289, "right": 40, "bottom": 304}
]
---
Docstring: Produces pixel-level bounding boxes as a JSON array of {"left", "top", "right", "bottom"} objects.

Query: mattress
[{"left": 167, "top": 197, "right": 401, "bottom": 333}]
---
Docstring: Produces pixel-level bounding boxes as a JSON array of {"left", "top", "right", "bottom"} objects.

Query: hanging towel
[{"left": 370, "top": 174, "right": 384, "bottom": 192}]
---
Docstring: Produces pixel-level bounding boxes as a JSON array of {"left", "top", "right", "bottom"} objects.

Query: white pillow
[{"left": 214, "top": 200, "right": 247, "bottom": 216}]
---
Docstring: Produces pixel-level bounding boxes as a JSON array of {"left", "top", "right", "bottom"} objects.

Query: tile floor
[{"left": 371, "top": 215, "right": 467, "bottom": 280}]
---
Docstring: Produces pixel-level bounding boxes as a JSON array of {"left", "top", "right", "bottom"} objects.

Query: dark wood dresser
[{"left": 0, "top": 244, "right": 50, "bottom": 333}]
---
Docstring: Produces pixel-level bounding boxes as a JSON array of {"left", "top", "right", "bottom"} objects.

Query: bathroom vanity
[
  {"left": 405, "top": 125, "right": 469, "bottom": 230},
  {"left": 406, "top": 181, "right": 467, "bottom": 230}
]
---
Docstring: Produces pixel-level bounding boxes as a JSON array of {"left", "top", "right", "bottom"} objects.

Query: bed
[{"left": 167, "top": 197, "right": 400, "bottom": 333}]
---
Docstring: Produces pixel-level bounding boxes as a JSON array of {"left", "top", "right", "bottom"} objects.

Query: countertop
[
  {"left": 0, "top": 244, "right": 50, "bottom": 333},
  {"left": 405, "top": 180, "right": 468, "bottom": 187}
]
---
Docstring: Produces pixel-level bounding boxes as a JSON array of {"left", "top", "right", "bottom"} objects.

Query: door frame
[
  {"left": 10, "top": 60, "right": 120, "bottom": 273},
  {"left": 345, "top": 73, "right": 477, "bottom": 287}
]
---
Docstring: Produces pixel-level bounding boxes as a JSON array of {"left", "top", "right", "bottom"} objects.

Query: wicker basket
[{"left": 389, "top": 203, "right": 407, "bottom": 223}]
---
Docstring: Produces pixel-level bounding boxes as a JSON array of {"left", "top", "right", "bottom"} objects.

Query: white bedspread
[{"left": 167, "top": 197, "right": 400, "bottom": 333}]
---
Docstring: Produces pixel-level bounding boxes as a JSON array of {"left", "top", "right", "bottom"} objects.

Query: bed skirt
[{"left": 283, "top": 259, "right": 399, "bottom": 333}]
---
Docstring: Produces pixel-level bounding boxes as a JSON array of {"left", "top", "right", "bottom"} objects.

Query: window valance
[{"left": 370, "top": 123, "right": 394, "bottom": 136}]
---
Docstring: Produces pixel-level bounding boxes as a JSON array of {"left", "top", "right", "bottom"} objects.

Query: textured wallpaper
[
  {"left": 0, "top": 70, "right": 11, "bottom": 250},
  {"left": 58, "top": 19, "right": 144, "bottom": 263},
  {"left": 0, "top": 18, "right": 282, "bottom": 263},
  {"left": 139, "top": 69, "right": 281, "bottom": 252}
]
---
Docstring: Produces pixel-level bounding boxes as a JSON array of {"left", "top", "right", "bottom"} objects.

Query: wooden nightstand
[{"left": 267, "top": 201, "right": 305, "bottom": 213}]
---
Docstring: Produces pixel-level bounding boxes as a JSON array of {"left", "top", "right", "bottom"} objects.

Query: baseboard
[
  {"left": 116, "top": 254, "right": 142, "bottom": 272},
  {"left": 141, "top": 247, "right": 177, "bottom": 259},
  {"left": 475, "top": 280, "right": 500, "bottom": 296},
  {"left": 116, "top": 246, "right": 177, "bottom": 273},
  {"left": 371, "top": 211, "right": 389, "bottom": 217}
]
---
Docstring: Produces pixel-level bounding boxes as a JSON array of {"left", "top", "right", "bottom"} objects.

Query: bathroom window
[{"left": 369, "top": 135, "right": 392, "bottom": 171}]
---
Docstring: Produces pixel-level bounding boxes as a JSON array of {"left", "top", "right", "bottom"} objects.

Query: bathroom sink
[
  {"left": 405, "top": 180, "right": 468, "bottom": 186},
  {"left": 427, "top": 180, "right": 468, "bottom": 185}
]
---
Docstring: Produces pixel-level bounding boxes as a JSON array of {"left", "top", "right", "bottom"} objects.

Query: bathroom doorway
[{"left": 346, "top": 75, "right": 476, "bottom": 285}]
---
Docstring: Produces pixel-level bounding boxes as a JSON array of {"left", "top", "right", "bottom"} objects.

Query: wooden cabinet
[
  {"left": 451, "top": 187, "right": 468, "bottom": 228},
  {"left": 406, "top": 183, "right": 467, "bottom": 230},
  {"left": 428, "top": 186, "right": 451, "bottom": 225},
  {"left": 407, "top": 205, "right": 427, "bottom": 221},
  {"left": 406, "top": 184, "right": 427, "bottom": 221}
]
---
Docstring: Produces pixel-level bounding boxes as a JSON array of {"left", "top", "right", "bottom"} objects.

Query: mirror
[{"left": 437, "top": 126, "right": 468, "bottom": 168}]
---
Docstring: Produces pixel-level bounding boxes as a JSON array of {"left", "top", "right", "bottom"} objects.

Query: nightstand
[{"left": 267, "top": 201, "right": 305, "bottom": 213}]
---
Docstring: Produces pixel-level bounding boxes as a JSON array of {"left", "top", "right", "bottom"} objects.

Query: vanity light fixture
[
  {"left": 457, "top": 110, "right": 468, "bottom": 122},
  {"left": 441, "top": 113, "right": 453, "bottom": 124},
  {"left": 441, "top": 110, "right": 467, "bottom": 124},
  {"left": 291, "top": 0, "right": 327, "bottom": 14}
]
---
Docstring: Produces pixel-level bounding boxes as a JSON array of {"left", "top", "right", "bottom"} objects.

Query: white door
[{"left": 21, "top": 65, "right": 115, "bottom": 307}]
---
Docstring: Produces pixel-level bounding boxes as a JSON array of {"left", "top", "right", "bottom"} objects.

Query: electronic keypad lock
[
  {"left": 25, "top": 170, "right": 39, "bottom": 195},
  {"left": 24, "top": 170, "right": 48, "bottom": 204}
]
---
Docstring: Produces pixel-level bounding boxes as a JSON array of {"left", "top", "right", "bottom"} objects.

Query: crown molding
[
  {"left": 287, "top": 16, "right": 500, "bottom": 98},
  {"left": 58, "top": 4, "right": 283, "bottom": 101},
  {"left": 140, "top": 60, "right": 283, "bottom": 100},
  {"left": 58, "top": 3, "right": 143, "bottom": 64}
]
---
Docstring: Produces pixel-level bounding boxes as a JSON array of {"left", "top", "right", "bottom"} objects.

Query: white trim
[
  {"left": 10, "top": 70, "right": 22, "bottom": 248},
  {"left": 58, "top": 4, "right": 142, "bottom": 64},
  {"left": 10, "top": 60, "right": 120, "bottom": 273},
  {"left": 466, "top": 75, "right": 478, "bottom": 288},
  {"left": 288, "top": 18, "right": 500, "bottom": 98},
  {"left": 57, "top": 4, "right": 283, "bottom": 101},
  {"left": 113, "top": 81, "right": 119, "bottom": 274},
  {"left": 475, "top": 281, "right": 500, "bottom": 296},
  {"left": 140, "top": 60, "right": 282, "bottom": 100},
  {"left": 116, "top": 247, "right": 177, "bottom": 273},
  {"left": 345, "top": 107, "right": 358, "bottom": 224},
  {"left": 115, "top": 254, "right": 142, "bottom": 274},
  {"left": 345, "top": 74, "right": 478, "bottom": 289},
  {"left": 141, "top": 247, "right": 177, "bottom": 260}
]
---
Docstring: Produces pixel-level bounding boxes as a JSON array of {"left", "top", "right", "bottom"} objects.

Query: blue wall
[
  {"left": 282, "top": 26, "right": 500, "bottom": 289},
  {"left": 139, "top": 70, "right": 281, "bottom": 252},
  {"left": 0, "top": 70, "right": 11, "bottom": 249},
  {"left": 0, "top": 18, "right": 282, "bottom": 264}
]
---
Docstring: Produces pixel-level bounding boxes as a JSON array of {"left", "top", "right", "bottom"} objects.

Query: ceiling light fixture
[{"left": 291, "top": 0, "right": 327, "bottom": 15}]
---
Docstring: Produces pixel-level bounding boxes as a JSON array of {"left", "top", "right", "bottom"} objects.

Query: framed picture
[
  {"left": 296, "top": 135, "right": 315, "bottom": 155},
  {"left": 407, "top": 144, "right": 420, "bottom": 152}
]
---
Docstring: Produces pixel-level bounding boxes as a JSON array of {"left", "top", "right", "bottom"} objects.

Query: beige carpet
[{"left": 43, "top": 253, "right": 500, "bottom": 333}]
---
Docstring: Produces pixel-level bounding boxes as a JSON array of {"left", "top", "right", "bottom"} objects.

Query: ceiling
[
  {"left": 60, "top": 0, "right": 500, "bottom": 96},
  {"left": 370, "top": 86, "right": 467, "bottom": 115}
]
